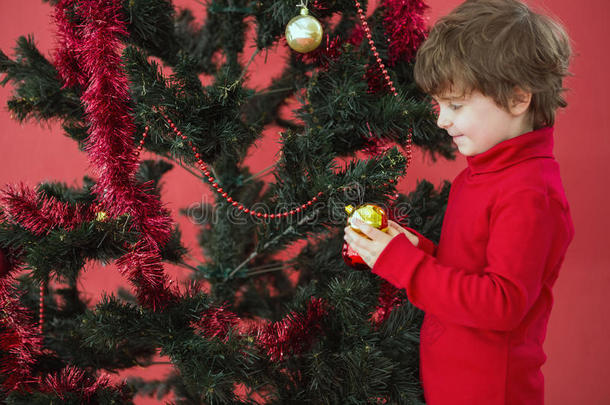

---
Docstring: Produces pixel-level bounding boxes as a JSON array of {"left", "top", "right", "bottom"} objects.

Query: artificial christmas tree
[{"left": 0, "top": 0, "right": 453, "bottom": 403}]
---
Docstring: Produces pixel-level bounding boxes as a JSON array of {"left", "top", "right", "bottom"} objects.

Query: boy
[{"left": 343, "top": 0, "right": 574, "bottom": 404}]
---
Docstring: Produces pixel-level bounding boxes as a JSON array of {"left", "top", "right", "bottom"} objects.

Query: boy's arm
[{"left": 372, "top": 190, "right": 574, "bottom": 331}]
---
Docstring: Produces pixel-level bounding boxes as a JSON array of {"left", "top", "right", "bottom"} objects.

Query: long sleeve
[
  {"left": 404, "top": 226, "right": 437, "bottom": 257},
  {"left": 372, "top": 189, "right": 570, "bottom": 332}
]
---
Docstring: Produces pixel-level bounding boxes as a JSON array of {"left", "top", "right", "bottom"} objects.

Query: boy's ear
[{"left": 509, "top": 86, "right": 533, "bottom": 116}]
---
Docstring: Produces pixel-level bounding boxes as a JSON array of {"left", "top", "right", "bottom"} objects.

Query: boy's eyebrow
[{"left": 432, "top": 95, "right": 466, "bottom": 102}]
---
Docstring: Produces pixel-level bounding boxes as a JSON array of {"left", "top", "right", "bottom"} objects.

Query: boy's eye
[{"left": 449, "top": 103, "right": 462, "bottom": 111}]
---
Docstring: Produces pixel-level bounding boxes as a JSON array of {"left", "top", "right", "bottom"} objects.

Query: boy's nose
[{"left": 436, "top": 108, "right": 452, "bottom": 130}]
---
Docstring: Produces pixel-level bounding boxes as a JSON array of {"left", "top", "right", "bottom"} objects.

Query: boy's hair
[{"left": 414, "top": 0, "right": 572, "bottom": 130}]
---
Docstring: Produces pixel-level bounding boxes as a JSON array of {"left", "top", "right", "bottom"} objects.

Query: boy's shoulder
[
  {"left": 456, "top": 152, "right": 567, "bottom": 206},
  {"left": 502, "top": 153, "right": 559, "bottom": 185},
  {"left": 459, "top": 151, "right": 559, "bottom": 183},
  {"left": 493, "top": 156, "right": 570, "bottom": 212}
]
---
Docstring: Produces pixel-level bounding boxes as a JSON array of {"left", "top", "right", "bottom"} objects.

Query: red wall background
[{"left": 1, "top": 0, "right": 608, "bottom": 403}]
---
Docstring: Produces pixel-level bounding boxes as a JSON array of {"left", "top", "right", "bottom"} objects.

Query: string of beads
[
  {"left": 354, "top": 0, "right": 413, "bottom": 168},
  {"left": 39, "top": 282, "right": 45, "bottom": 334},
  {"left": 154, "top": 113, "right": 329, "bottom": 219},
  {"left": 137, "top": 111, "right": 400, "bottom": 219}
]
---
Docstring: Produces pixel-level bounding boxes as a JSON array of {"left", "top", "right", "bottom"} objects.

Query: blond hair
[{"left": 414, "top": 0, "right": 572, "bottom": 129}]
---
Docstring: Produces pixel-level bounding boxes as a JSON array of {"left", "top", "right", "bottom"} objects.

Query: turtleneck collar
[{"left": 466, "top": 126, "right": 555, "bottom": 175}]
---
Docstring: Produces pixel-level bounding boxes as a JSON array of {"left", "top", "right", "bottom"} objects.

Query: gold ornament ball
[
  {"left": 95, "top": 211, "right": 108, "bottom": 222},
  {"left": 345, "top": 204, "right": 389, "bottom": 236},
  {"left": 285, "top": 7, "right": 323, "bottom": 53}
]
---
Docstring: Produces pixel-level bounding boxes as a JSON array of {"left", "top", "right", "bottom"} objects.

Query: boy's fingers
[
  {"left": 388, "top": 220, "right": 405, "bottom": 231},
  {"left": 351, "top": 218, "right": 385, "bottom": 239},
  {"left": 344, "top": 228, "right": 366, "bottom": 250},
  {"left": 386, "top": 225, "right": 400, "bottom": 237}
]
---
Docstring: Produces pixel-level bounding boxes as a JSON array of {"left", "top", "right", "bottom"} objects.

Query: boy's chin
[{"left": 453, "top": 142, "right": 475, "bottom": 157}]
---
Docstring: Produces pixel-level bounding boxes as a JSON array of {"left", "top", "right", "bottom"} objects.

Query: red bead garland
[
  {"left": 354, "top": 0, "right": 413, "bottom": 169},
  {"left": 39, "top": 281, "right": 45, "bottom": 334},
  {"left": 152, "top": 112, "right": 324, "bottom": 220},
  {"left": 132, "top": 117, "right": 400, "bottom": 219},
  {"left": 137, "top": 125, "right": 149, "bottom": 153}
]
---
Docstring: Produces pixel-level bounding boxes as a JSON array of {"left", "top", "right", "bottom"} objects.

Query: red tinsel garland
[
  {"left": 54, "top": 0, "right": 88, "bottom": 89},
  {"left": 0, "top": 274, "right": 43, "bottom": 391},
  {"left": 371, "top": 280, "right": 403, "bottom": 326},
  {"left": 0, "top": 183, "right": 94, "bottom": 235},
  {"left": 191, "top": 305, "right": 240, "bottom": 342},
  {"left": 53, "top": 0, "right": 176, "bottom": 310},
  {"left": 42, "top": 366, "right": 117, "bottom": 401},
  {"left": 383, "top": 0, "right": 428, "bottom": 66},
  {"left": 254, "top": 297, "right": 327, "bottom": 362},
  {"left": 296, "top": 34, "right": 343, "bottom": 69},
  {"left": 115, "top": 241, "right": 177, "bottom": 308}
]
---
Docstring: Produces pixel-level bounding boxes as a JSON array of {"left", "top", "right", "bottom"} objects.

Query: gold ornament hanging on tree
[
  {"left": 95, "top": 210, "right": 108, "bottom": 222},
  {"left": 285, "top": 5, "right": 323, "bottom": 53}
]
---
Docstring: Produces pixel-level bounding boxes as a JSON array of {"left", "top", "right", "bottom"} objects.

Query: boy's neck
[
  {"left": 505, "top": 113, "right": 535, "bottom": 142},
  {"left": 466, "top": 126, "right": 555, "bottom": 175}
]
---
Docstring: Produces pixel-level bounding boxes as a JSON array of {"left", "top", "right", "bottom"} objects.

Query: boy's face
[{"left": 432, "top": 89, "right": 533, "bottom": 157}]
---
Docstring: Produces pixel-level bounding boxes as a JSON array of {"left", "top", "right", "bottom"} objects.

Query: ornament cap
[
  {"left": 345, "top": 204, "right": 354, "bottom": 215},
  {"left": 300, "top": 6, "right": 309, "bottom": 16}
]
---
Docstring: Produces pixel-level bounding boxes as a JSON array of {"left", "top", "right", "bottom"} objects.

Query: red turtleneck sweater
[{"left": 372, "top": 127, "right": 574, "bottom": 405}]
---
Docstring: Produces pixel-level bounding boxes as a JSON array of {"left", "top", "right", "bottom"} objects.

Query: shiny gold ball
[
  {"left": 285, "top": 7, "right": 323, "bottom": 53},
  {"left": 345, "top": 204, "right": 389, "bottom": 236},
  {"left": 95, "top": 211, "right": 108, "bottom": 222}
]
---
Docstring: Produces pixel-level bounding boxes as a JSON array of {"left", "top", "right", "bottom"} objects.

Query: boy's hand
[{"left": 343, "top": 219, "right": 419, "bottom": 269}]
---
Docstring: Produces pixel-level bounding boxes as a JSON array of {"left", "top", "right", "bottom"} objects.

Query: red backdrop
[{"left": 1, "top": 1, "right": 608, "bottom": 404}]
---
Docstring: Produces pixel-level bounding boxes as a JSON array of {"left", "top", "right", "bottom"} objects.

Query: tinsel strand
[
  {"left": 0, "top": 183, "right": 94, "bottom": 235},
  {"left": 53, "top": 0, "right": 176, "bottom": 309},
  {"left": 0, "top": 274, "right": 43, "bottom": 391},
  {"left": 383, "top": 0, "right": 428, "bottom": 66},
  {"left": 42, "top": 366, "right": 116, "bottom": 401},
  {"left": 254, "top": 297, "right": 327, "bottom": 361},
  {"left": 371, "top": 280, "right": 403, "bottom": 326},
  {"left": 54, "top": 0, "right": 88, "bottom": 89},
  {"left": 191, "top": 305, "right": 239, "bottom": 342}
]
